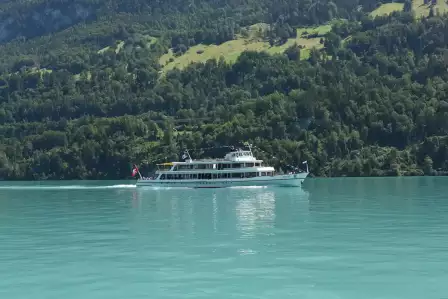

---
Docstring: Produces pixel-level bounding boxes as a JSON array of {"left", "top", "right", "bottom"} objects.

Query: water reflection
[
  {"left": 133, "top": 186, "right": 311, "bottom": 240},
  {"left": 235, "top": 190, "right": 276, "bottom": 238}
]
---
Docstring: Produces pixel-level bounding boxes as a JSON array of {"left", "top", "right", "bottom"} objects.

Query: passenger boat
[{"left": 134, "top": 145, "right": 309, "bottom": 188}]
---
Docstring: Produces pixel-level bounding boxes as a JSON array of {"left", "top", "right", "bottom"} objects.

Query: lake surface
[{"left": 0, "top": 177, "right": 447, "bottom": 299}]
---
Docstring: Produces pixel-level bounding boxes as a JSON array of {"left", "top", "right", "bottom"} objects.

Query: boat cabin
[{"left": 154, "top": 149, "right": 275, "bottom": 180}]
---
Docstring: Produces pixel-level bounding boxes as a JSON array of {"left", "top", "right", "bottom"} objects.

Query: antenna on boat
[{"left": 243, "top": 142, "right": 253, "bottom": 156}]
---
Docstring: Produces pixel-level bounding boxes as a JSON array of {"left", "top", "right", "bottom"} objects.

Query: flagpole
[
  {"left": 302, "top": 161, "right": 309, "bottom": 173},
  {"left": 133, "top": 164, "right": 143, "bottom": 180}
]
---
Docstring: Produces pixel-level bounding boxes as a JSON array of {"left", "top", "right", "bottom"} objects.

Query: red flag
[{"left": 132, "top": 165, "right": 139, "bottom": 177}]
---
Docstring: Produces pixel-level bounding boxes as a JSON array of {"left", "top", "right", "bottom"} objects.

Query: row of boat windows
[
  {"left": 174, "top": 163, "right": 262, "bottom": 170},
  {"left": 159, "top": 171, "right": 274, "bottom": 180},
  {"left": 230, "top": 151, "right": 252, "bottom": 157}
]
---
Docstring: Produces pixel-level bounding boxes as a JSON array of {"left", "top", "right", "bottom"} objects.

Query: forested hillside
[{"left": 1, "top": 0, "right": 448, "bottom": 180}]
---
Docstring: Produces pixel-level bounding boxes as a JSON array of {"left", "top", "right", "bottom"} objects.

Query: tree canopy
[{"left": 0, "top": 0, "right": 447, "bottom": 180}]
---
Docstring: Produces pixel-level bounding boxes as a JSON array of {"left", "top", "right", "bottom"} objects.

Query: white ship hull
[{"left": 136, "top": 172, "right": 308, "bottom": 188}]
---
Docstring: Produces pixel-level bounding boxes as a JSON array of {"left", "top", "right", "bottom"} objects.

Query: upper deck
[
  {"left": 156, "top": 149, "right": 264, "bottom": 171},
  {"left": 157, "top": 150, "right": 259, "bottom": 166}
]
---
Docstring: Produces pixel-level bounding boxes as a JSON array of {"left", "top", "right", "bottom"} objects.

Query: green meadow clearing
[
  {"left": 369, "top": 3, "right": 405, "bottom": 17},
  {"left": 369, "top": 0, "right": 448, "bottom": 18},
  {"left": 159, "top": 23, "right": 332, "bottom": 75},
  {"left": 412, "top": 0, "right": 448, "bottom": 17},
  {"left": 158, "top": 0, "right": 447, "bottom": 75}
]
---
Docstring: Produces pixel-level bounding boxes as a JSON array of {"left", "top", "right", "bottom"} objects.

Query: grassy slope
[
  {"left": 5, "top": 1, "right": 441, "bottom": 80},
  {"left": 159, "top": 1, "right": 448, "bottom": 75},
  {"left": 159, "top": 23, "right": 332, "bottom": 74},
  {"left": 98, "top": 41, "right": 125, "bottom": 54},
  {"left": 369, "top": 3, "right": 404, "bottom": 17},
  {"left": 412, "top": 0, "right": 448, "bottom": 17},
  {"left": 368, "top": 0, "right": 448, "bottom": 19}
]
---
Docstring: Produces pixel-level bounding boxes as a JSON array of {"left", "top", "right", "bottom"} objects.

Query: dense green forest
[{"left": 0, "top": 0, "right": 448, "bottom": 180}]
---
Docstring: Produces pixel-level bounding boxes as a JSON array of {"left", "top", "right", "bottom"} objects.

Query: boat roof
[
  {"left": 156, "top": 149, "right": 262, "bottom": 166},
  {"left": 157, "top": 159, "right": 263, "bottom": 165}
]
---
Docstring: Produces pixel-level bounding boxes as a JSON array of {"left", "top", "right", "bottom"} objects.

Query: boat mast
[{"left": 183, "top": 149, "right": 193, "bottom": 162}]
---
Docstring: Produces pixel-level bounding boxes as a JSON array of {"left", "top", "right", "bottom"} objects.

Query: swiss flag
[{"left": 132, "top": 165, "right": 139, "bottom": 177}]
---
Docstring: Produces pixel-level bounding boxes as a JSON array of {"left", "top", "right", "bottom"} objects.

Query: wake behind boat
[{"left": 134, "top": 145, "right": 309, "bottom": 188}]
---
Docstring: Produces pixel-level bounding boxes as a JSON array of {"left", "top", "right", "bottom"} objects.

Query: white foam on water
[
  {"left": 0, "top": 184, "right": 137, "bottom": 190},
  {"left": 228, "top": 185, "right": 267, "bottom": 189}
]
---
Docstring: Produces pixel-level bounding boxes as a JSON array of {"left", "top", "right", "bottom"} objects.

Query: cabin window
[
  {"left": 158, "top": 165, "right": 172, "bottom": 171},
  {"left": 178, "top": 164, "right": 193, "bottom": 170}
]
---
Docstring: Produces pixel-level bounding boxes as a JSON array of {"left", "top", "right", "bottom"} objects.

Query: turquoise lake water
[{"left": 0, "top": 177, "right": 447, "bottom": 298}]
